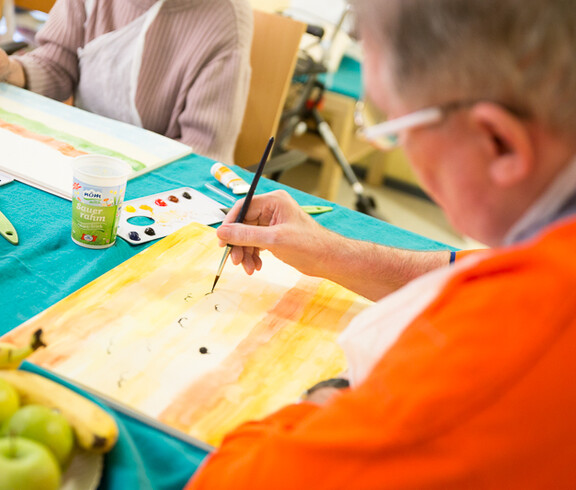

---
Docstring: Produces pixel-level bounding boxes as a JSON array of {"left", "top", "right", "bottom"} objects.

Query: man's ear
[{"left": 470, "top": 102, "right": 534, "bottom": 187}]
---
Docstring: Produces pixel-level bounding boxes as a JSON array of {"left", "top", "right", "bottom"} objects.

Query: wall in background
[
  {"left": 289, "top": 0, "right": 347, "bottom": 25},
  {"left": 249, "top": 0, "right": 290, "bottom": 12}
]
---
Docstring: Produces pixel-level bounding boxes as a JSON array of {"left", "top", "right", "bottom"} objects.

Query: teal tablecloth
[{"left": 0, "top": 152, "right": 453, "bottom": 489}]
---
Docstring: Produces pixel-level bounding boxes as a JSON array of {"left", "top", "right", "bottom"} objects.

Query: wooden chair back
[
  {"left": 15, "top": 0, "right": 55, "bottom": 13},
  {"left": 234, "top": 9, "right": 305, "bottom": 167}
]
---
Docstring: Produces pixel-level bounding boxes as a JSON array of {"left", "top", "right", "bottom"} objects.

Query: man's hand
[
  {"left": 216, "top": 190, "right": 453, "bottom": 301},
  {"left": 216, "top": 190, "right": 335, "bottom": 278},
  {"left": 0, "top": 50, "right": 26, "bottom": 87}
]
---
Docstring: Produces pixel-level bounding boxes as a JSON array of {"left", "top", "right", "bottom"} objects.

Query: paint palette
[{"left": 118, "top": 187, "right": 226, "bottom": 245}]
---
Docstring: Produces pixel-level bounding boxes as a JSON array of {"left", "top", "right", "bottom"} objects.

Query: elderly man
[{"left": 187, "top": 0, "right": 576, "bottom": 487}]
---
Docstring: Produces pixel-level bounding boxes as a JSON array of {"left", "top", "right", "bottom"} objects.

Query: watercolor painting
[
  {"left": 0, "top": 83, "right": 191, "bottom": 199},
  {"left": 3, "top": 222, "right": 372, "bottom": 447}
]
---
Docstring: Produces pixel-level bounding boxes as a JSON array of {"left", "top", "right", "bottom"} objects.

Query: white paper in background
[
  {"left": 0, "top": 83, "right": 193, "bottom": 200},
  {"left": 0, "top": 127, "right": 74, "bottom": 199}
]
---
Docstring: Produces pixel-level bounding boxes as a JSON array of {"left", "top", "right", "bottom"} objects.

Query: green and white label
[
  {"left": 71, "top": 178, "right": 125, "bottom": 248},
  {"left": 72, "top": 200, "right": 120, "bottom": 246}
]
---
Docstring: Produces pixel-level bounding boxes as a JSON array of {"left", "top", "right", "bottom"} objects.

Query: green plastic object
[
  {"left": 0, "top": 210, "right": 18, "bottom": 245},
  {"left": 301, "top": 205, "right": 333, "bottom": 215}
]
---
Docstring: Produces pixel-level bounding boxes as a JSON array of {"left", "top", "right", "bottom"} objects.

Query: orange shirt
[
  {"left": 187, "top": 217, "right": 576, "bottom": 489},
  {"left": 454, "top": 248, "right": 483, "bottom": 261}
]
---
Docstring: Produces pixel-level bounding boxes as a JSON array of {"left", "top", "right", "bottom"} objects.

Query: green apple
[
  {"left": 0, "top": 379, "right": 19, "bottom": 424},
  {"left": 1, "top": 404, "right": 74, "bottom": 466},
  {"left": 0, "top": 436, "right": 61, "bottom": 490}
]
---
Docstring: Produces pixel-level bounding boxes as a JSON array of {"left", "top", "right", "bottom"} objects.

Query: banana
[
  {"left": 0, "top": 369, "right": 119, "bottom": 453},
  {"left": 0, "top": 328, "right": 46, "bottom": 369}
]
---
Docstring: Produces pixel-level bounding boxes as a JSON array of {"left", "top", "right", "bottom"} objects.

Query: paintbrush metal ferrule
[{"left": 211, "top": 245, "right": 232, "bottom": 292}]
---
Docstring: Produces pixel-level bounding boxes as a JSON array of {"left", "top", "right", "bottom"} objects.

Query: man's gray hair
[{"left": 352, "top": 0, "right": 576, "bottom": 132}]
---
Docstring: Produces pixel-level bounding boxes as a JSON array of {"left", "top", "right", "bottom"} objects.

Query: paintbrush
[{"left": 210, "top": 136, "right": 274, "bottom": 293}]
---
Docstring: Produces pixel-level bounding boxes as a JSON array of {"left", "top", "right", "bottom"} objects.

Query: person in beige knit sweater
[{"left": 0, "top": 0, "right": 253, "bottom": 164}]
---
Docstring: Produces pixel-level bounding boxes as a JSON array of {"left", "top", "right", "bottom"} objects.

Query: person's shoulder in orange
[{"left": 186, "top": 219, "right": 576, "bottom": 489}]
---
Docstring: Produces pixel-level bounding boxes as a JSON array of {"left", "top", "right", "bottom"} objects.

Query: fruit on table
[
  {"left": 0, "top": 328, "right": 46, "bottom": 369},
  {"left": 0, "top": 370, "right": 118, "bottom": 453},
  {"left": 0, "top": 379, "right": 19, "bottom": 424},
  {"left": 2, "top": 404, "right": 74, "bottom": 466},
  {"left": 0, "top": 436, "right": 61, "bottom": 490}
]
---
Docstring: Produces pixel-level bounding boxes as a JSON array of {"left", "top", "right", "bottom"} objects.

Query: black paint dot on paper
[
  {"left": 128, "top": 231, "right": 141, "bottom": 241},
  {"left": 168, "top": 195, "right": 179, "bottom": 203},
  {"left": 199, "top": 347, "right": 209, "bottom": 354},
  {"left": 182, "top": 192, "right": 192, "bottom": 199},
  {"left": 144, "top": 227, "right": 156, "bottom": 236}
]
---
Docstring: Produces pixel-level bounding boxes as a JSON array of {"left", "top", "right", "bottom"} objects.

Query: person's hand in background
[
  {"left": 0, "top": 50, "right": 26, "bottom": 87},
  {"left": 0, "top": 49, "right": 26, "bottom": 88}
]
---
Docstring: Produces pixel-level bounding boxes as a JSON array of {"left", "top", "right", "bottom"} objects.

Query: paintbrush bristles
[{"left": 210, "top": 276, "right": 220, "bottom": 294}]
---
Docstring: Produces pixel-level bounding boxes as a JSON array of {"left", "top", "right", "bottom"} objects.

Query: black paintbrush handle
[{"left": 234, "top": 136, "right": 274, "bottom": 224}]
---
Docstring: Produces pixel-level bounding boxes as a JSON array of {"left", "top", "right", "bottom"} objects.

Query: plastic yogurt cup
[{"left": 71, "top": 155, "right": 131, "bottom": 249}]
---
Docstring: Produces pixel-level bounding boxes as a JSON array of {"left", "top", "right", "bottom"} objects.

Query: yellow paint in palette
[{"left": 4, "top": 222, "right": 372, "bottom": 447}]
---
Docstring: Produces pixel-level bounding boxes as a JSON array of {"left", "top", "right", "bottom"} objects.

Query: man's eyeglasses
[
  {"left": 354, "top": 100, "right": 474, "bottom": 151},
  {"left": 356, "top": 104, "right": 441, "bottom": 150},
  {"left": 355, "top": 99, "right": 528, "bottom": 151}
]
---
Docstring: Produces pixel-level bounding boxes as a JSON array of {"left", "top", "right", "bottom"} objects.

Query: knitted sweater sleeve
[
  {"left": 175, "top": 46, "right": 251, "bottom": 164},
  {"left": 15, "top": 0, "right": 86, "bottom": 101}
]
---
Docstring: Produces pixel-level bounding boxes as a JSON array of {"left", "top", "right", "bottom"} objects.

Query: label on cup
[
  {"left": 72, "top": 178, "right": 125, "bottom": 248},
  {"left": 71, "top": 155, "right": 130, "bottom": 249}
]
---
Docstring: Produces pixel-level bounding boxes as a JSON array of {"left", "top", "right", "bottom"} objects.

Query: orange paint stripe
[
  {"left": 158, "top": 284, "right": 315, "bottom": 421},
  {"left": 0, "top": 119, "right": 87, "bottom": 157},
  {"left": 157, "top": 280, "right": 344, "bottom": 445}
]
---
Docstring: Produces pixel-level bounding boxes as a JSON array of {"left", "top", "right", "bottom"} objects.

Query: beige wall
[{"left": 249, "top": 0, "right": 290, "bottom": 13}]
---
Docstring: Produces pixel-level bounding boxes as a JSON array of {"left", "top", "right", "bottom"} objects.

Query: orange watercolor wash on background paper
[
  {"left": 3, "top": 222, "right": 372, "bottom": 447},
  {"left": 0, "top": 119, "right": 87, "bottom": 157}
]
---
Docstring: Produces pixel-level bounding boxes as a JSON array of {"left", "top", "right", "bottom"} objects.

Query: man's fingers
[
  {"left": 226, "top": 244, "right": 262, "bottom": 275},
  {"left": 217, "top": 223, "right": 274, "bottom": 249},
  {"left": 253, "top": 250, "right": 262, "bottom": 271},
  {"left": 241, "top": 250, "right": 257, "bottom": 275},
  {"left": 230, "top": 245, "right": 245, "bottom": 265}
]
